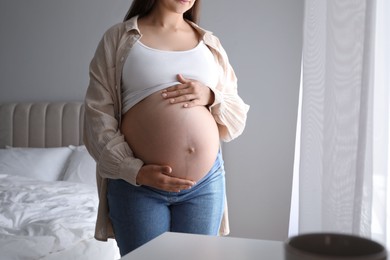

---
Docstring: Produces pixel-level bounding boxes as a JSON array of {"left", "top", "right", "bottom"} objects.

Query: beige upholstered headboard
[{"left": 0, "top": 102, "right": 84, "bottom": 148}]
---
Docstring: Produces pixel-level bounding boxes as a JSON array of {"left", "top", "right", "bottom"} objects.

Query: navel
[{"left": 187, "top": 147, "right": 196, "bottom": 154}]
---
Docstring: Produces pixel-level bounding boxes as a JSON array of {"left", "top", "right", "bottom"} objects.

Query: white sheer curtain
[
  {"left": 371, "top": 0, "right": 390, "bottom": 247},
  {"left": 293, "top": 0, "right": 390, "bottom": 247}
]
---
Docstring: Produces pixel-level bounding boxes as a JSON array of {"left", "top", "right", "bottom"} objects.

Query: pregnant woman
[{"left": 84, "top": 0, "right": 249, "bottom": 256}]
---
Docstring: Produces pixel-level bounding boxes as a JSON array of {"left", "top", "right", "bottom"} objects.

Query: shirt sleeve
[
  {"left": 208, "top": 36, "right": 250, "bottom": 142},
  {"left": 83, "top": 26, "right": 143, "bottom": 186}
]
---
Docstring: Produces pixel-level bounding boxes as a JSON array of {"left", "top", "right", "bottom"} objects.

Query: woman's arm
[
  {"left": 208, "top": 36, "right": 250, "bottom": 142},
  {"left": 83, "top": 27, "right": 143, "bottom": 186}
]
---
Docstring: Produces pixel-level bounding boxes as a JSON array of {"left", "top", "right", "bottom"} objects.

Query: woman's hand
[
  {"left": 161, "top": 74, "right": 215, "bottom": 108},
  {"left": 136, "top": 164, "right": 196, "bottom": 192}
]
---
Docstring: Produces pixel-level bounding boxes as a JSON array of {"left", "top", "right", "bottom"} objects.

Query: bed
[{"left": 0, "top": 102, "right": 120, "bottom": 260}]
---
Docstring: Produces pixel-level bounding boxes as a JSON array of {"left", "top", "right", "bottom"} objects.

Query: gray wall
[
  {"left": 200, "top": 1, "right": 304, "bottom": 241},
  {"left": 0, "top": 0, "right": 304, "bottom": 241},
  {"left": 0, "top": 0, "right": 129, "bottom": 102}
]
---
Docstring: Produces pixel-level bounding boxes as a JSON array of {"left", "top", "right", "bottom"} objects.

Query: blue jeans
[{"left": 107, "top": 150, "right": 226, "bottom": 256}]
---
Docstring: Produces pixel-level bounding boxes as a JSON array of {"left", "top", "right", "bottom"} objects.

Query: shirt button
[
  {"left": 115, "top": 85, "right": 118, "bottom": 90},
  {"left": 120, "top": 57, "right": 124, "bottom": 62}
]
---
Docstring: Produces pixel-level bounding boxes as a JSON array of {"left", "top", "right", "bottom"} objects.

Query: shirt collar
[
  {"left": 124, "top": 15, "right": 141, "bottom": 34},
  {"left": 123, "top": 15, "right": 214, "bottom": 42}
]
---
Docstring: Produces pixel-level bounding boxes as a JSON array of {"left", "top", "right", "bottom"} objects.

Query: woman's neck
[{"left": 144, "top": 8, "right": 186, "bottom": 31}]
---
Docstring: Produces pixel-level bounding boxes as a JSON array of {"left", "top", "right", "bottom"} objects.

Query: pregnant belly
[{"left": 121, "top": 91, "right": 220, "bottom": 182}]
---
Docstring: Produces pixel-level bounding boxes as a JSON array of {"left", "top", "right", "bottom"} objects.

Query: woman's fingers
[
  {"left": 162, "top": 81, "right": 193, "bottom": 98},
  {"left": 161, "top": 74, "right": 212, "bottom": 107},
  {"left": 162, "top": 175, "right": 196, "bottom": 192},
  {"left": 161, "top": 84, "right": 195, "bottom": 105},
  {"left": 136, "top": 164, "right": 196, "bottom": 192},
  {"left": 177, "top": 74, "right": 189, "bottom": 84},
  {"left": 177, "top": 74, "right": 195, "bottom": 85},
  {"left": 161, "top": 74, "right": 189, "bottom": 95}
]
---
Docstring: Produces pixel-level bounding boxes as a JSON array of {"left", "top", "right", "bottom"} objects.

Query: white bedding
[{"left": 0, "top": 174, "right": 120, "bottom": 260}]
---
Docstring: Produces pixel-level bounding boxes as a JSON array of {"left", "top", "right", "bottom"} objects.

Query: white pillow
[
  {"left": 0, "top": 146, "right": 73, "bottom": 182},
  {"left": 62, "top": 145, "right": 97, "bottom": 186}
]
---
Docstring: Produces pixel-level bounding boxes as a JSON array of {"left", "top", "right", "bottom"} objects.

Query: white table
[{"left": 120, "top": 232, "right": 286, "bottom": 260}]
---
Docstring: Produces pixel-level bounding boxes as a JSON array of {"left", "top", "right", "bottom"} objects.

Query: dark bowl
[{"left": 285, "top": 233, "right": 387, "bottom": 260}]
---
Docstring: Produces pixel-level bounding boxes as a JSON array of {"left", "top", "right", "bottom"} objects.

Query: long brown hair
[{"left": 123, "top": 0, "right": 201, "bottom": 24}]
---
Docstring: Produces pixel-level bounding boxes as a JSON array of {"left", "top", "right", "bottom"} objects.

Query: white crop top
[{"left": 121, "top": 40, "right": 219, "bottom": 114}]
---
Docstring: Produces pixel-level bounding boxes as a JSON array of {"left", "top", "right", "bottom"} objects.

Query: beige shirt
[{"left": 84, "top": 15, "right": 250, "bottom": 241}]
